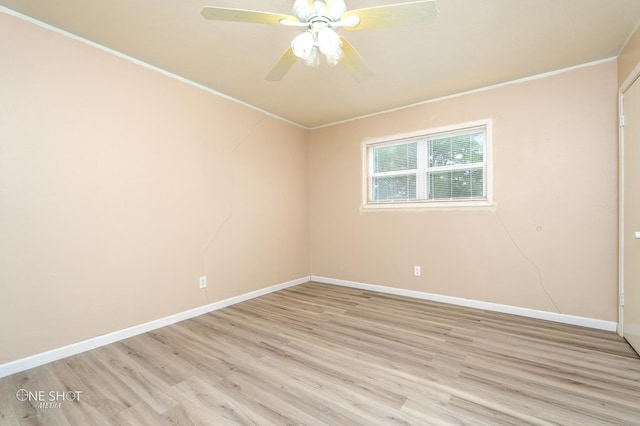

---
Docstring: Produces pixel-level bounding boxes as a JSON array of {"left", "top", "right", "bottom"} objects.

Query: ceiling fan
[{"left": 201, "top": 0, "right": 438, "bottom": 82}]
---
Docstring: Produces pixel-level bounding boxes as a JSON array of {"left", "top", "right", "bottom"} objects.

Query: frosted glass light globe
[{"left": 291, "top": 31, "right": 315, "bottom": 59}]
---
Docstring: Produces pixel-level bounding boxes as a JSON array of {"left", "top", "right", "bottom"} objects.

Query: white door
[{"left": 622, "top": 76, "right": 640, "bottom": 354}]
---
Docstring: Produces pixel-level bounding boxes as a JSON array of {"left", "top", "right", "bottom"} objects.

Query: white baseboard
[
  {"left": 311, "top": 275, "right": 617, "bottom": 332},
  {"left": 0, "top": 276, "right": 310, "bottom": 379}
]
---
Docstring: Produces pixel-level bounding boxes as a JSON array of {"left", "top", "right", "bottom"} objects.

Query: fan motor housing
[{"left": 293, "top": 0, "right": 347, "bottom": 22}]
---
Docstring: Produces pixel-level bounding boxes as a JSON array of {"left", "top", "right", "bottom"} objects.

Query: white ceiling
[{"left": 3, "top": 0, "right": 640, "bottom": 128}]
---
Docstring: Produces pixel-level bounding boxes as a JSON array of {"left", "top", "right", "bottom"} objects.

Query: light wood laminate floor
[{"left": 1, "top": 282, "right": 639, "bottom": 425}]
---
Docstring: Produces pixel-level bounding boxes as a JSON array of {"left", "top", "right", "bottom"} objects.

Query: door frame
[{"left": 618, "top": 63, "right": 640, "bottom": 336}]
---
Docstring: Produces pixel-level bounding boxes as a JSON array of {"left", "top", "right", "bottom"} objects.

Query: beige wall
[
  {"left": 310, "top": 60, "right": 619, "bottom": 321},
  {"left": 0, "top": 13, "right": 309, "bottom": 363}
]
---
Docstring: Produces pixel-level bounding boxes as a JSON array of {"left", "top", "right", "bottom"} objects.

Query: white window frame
[{"left": 362, "top": 119, "right": 493, "bottom": 209}]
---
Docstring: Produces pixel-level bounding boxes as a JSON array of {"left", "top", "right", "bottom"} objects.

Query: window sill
[{"left": 362, "top": 199, "right": 493, "bottom": 210}]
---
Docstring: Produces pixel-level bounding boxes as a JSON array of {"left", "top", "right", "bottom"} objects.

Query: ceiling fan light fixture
[
  {"left": 291, "top": 31, "right": 315, "bottom": 59},
  {"left": 304, "top": 47, "right": 321, "bottom": 67},
  {"left": 317, "top": 27, "right": 341, "bottom": 56},
  {"left": 202, "top": 0, "right": 440, "bottom": 82},
  {"left": 325, "top": 48, "right": 344, "bottom": 66}
]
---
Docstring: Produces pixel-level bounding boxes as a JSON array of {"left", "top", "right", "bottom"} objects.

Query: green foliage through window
[
  {"left": 374, "top": 142, "right": 417, "bottom": 173},
  {"left": 429, "top": 133, "right": 484, "bottom": 168}
]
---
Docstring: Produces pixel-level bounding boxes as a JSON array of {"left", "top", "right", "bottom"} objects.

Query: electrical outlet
[
  {"left": 199, "top": 276, "right": 207, "bottom": 289},
  {"left": 620, "top": 294, "right": 625, "bottom": 306},
  {"left": 414, "top": 266, "right": 421, "bottom": 276}
]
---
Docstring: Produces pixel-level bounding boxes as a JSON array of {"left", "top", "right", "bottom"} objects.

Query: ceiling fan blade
[
  {"left": 265, "top": 47, "right": 298, "bottom": 82},
  {"left": 342, "top": 0, "right": 438, "bottom": 30},
  {"left": 201, "top": 7, "right": 299, "bottom": 26},
  {"left": 340, "top": 37, "right": 373, "bottom": 83}
]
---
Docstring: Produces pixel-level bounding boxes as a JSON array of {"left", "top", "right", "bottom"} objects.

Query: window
[{"left": 363, "top": 120, "right": 492, "bottom": 208}]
